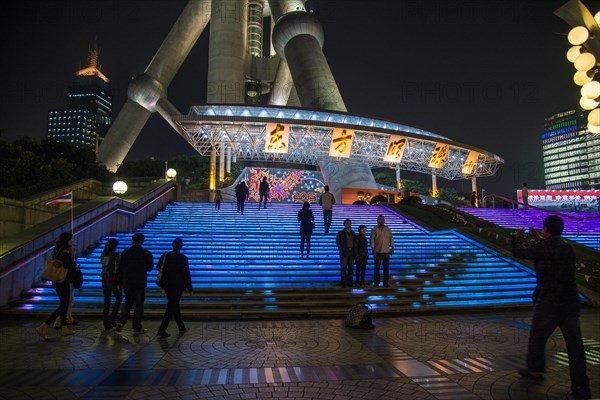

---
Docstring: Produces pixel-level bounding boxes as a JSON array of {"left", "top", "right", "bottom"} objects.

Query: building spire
[{"left": 75, "top": 39, "right": 109, "bottom": 83}]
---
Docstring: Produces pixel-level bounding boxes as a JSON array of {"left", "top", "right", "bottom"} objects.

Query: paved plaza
[{"left": 0, "top": 308, "right": 598, "bottom": 400}]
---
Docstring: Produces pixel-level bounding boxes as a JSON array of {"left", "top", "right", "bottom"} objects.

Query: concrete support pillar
[
  {"left": 207, "top": 0, "right": 248, "bottom": 104},
  {"left": 210, "top": 149, "right": 217, "bottom": 201},
  {"left": 219, "top": 145, "right": 225, "bottom": 182},
  {"left": 471, "top": 176, "right": 477, "bottom": 194},
  {"left": 431, "top": 174, "right": 438, "bottom": 197},
  {"left": 226, "top": 146, "right": 232, "bottom": 174},
  {"left": 396, "top": 168, "right": 402, "bottom": 189}
]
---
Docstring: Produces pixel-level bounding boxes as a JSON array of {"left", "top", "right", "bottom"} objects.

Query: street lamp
[
  {"left": 556, "top": 0, "right": 600, "bottom": 133},
  {"left": 166, "top": 168, "right": 177, "bottom": 179},
  {"left": 112, "top": 181, "right": 128, "bottom": 195}
]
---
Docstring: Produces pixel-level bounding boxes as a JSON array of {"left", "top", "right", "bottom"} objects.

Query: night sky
[{"left": 1, "top": 0, "right": 597, "bottom": 194}]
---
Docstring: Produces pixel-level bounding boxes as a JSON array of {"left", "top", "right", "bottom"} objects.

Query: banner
[
  {"left": 516, "top": 189, "right": 600, "bottom": 211},
  {"left": 329, "top": 128, "right": 354, "bottom": 158},
  {"left": 46, "top": 191, "right": 73, "bottom": 205},
  {"left": 264, "top": 123, "right": 290, "bottom": 154},
  {"left": 428, "top": 143, "right": 449, "bottom": 169},
  {"left": 461, "top": 151, "right": 479, "bottom": 174},
  {"left": 383, "top": 135, "right": 408, "bottom": 163}
]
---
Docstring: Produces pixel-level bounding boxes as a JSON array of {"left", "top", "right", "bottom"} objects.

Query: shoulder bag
[{"left": 42, "top": 258, "right": 68, "bottom": 283}]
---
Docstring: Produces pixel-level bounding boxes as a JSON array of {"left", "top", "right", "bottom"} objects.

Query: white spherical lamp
[
  {"left": 588, "top": 108, "right": 600, "bottom": 126},
  {"left": 112, "top": 181, "right": 128, "bottom": 195},
  {"left": 574, "top": 53, "right": 596, "bottom": 71},
  {"left": 568, "top": 26, "right": 589, "bottom": 45},
  {"left": 567, "top": 46, "right": 582, "bottom": 63},
  {"left": 588, "top": 122, "right": 600, "bottom": 134},
  {"left": 581, "top": 81, "right": 600, "bottom": 99},
  {"left": 166, "top": 168, "right": 177, "bottom": 179},
  {"left": 580, "top": 97, "right": 599, "bottom": 110},
  {"left": 574, "top": 70, "right": 593, "bottom": 86}
]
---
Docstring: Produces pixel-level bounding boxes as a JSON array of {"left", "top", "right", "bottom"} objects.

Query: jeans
[
  {"left": 236, "top": 198, "right": 245, "bottom": 214},
  {"left": 340, "top": 251, "right": 354, "bottom": 285},
  {"left": 46, "top": 281, "right": 71, "bottom": 326},
  {"left": 356, "top": 263, "right": 366, "bottom": 285},
  {"left": 322, "top": 210, "right": 332, "bottom": 233},
  {"left": 527, "top": 300, "right": 589, "bottom": 394},
  {"left": 258, "top": 193, "right": 268, "bottom": 209},
  {"left": 300, "top": 234, "right": 312, "bottom": 255},
  {"left": 102, "top": 282, "right": 122, "bottom": 326},
  {"left": 158, "top": 289, "right": 185, "bottom": 332},
  {"left": 373, "top": 253, "right": 390, "bottom": 285},
  {"left": 120, "top": 286, "right": 146, "bottom": 332}
]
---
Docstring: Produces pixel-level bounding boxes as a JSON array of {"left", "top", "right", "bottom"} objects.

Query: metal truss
[{"left": 174, "top": 105, "right": 503, "bottom": 180}]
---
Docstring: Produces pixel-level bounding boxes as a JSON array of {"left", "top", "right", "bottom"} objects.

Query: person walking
[
  {"left": 354, "top": 225, "right": 368, "bottom": 286},
  {"left": 336, "top": 219, "right": 356, "bottom": 287},
  {"left": 36, "top": 232, "right": 77, "bottom": 340},
  {"left": 297, "top": 201, "right": 315, "bottom": 259},
  {"left": 522, "top": 183, "right": 529, "bottom": 209},
  {"left": 512, "top": 216, "right": 591, "bottom": 399},
  {"left": 235, "top": 181, "right": 249, "bottom": 214},
  {"left": 258, "top": 177, "right": 269, "bottom": 209},
  {"left": 214, "top": 190, "right": 223, "bottom": 212},
  {"left": 157, "top": 238, "right": 193, "bottom": 338},
  {"left": 100, "top": 238, "right": 122, "bottom": 331},
  {"left": 470, "top": 191, "right": 478, "bottom": 208},
  {"left": 319, "top": 185, "right": 335, "bottom": 234},
  {"left": 116, "top": 232, "right": 153, "bottom": 335},
  {"left": 371, "top": 214, "right": 394, "bottom": 287}
]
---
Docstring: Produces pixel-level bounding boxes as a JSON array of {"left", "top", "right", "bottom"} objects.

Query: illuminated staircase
[
  {"left": 458, "top": 208, "right": 600, "bottom": 251},
  {"left": 12, "top": 203, "right": 540, "bottom": 318}
]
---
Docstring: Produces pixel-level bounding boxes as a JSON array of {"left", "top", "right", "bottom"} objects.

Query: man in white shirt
[
  {"left": 370, "top": 215, "right": 394, "bottom": 287},
  {"left": 319, "top": 185, "right": 335, "bottom": 234}
]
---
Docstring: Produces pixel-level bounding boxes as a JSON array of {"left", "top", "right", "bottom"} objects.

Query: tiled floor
[{"left": 1, "top": 308, "right": 598, "bottom": 399}]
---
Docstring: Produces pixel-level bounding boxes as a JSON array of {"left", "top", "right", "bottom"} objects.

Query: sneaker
[
  {"left": 157, "top": 331, "right": 171, "bottom": 338},
  {"left": 517, "top": 369, "right": 544, "bottom": 381},
  {"left": 115, "top": 323, "right": 123, "bottom": 332}
]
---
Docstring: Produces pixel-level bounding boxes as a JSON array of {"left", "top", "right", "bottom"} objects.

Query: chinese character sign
[
  {"left": 329, "top": 128, "right": 354, "bottom": 158},
  {"left": 383, "top": 135, "right": 408, "bottom": 163},
  {"left": 264, "top": 123, "right": 290, "bottom": 154},
  {"left": 428, "top": 143, "right": 449, "bottom": 169},
  {"left": 461, "top": 151, "right": 480, "bottom": 174}
]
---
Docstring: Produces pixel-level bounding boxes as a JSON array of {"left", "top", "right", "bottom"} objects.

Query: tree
[
  {"left": 400, "top": 179, "right": 429, "bottom": 195},
  {"left": 438, "top": 187, "right": 459, "bottom": 205}
]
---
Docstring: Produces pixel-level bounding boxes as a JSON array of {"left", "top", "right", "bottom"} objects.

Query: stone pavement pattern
[{"left": 0, "top": 309, "right": 598, "bottom": 400}]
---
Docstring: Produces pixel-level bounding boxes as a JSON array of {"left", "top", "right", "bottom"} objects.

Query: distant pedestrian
[
  {"left": 214, "top": 190, "right": 223, "bottom": 212},
  {"left": 297, "top": 202, "right": 315, "bottom": 258},
  {"left": 354, "top": 225, "right": 368, "bottom": 286},
  {"left": 235, "top": 181, "right": 249, "bottom": 214},
  {"left": 470, "top": 191, "right": 478, "bottom": 208},
  {"left": 319, "top": 185, "right": 335, "bottom": 234},
  {"left": 157, "top": 238, "right": 193, "bottom": 338},
  {"left": 101, "top": 238, "right": 122, "bottom": 331},
  {"left": 371, "top": 215, "right": 394, "bottom": 287},
  {"left": 36, "top": 232, "right": 77, "bottom": 340},
  {"left": 522, "top": 183, "right": 529, "bottom": 209},
  {"left": 336, "top": 219, "right": 356, "bottom": 287},
  {"left": 258, "top": 177, "right": 269, "bottom": 209},
  {"left": 116, "top": 233, "right": 153, "bottom": 335},
  {"left": 512, "top": 216, "right": 590, "bottom": 399}
]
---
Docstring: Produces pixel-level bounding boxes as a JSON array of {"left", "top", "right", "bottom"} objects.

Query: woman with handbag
[
  {"left": 36, "top": 232, "right": 77, "bottom": 340},
  {"left": 156, "top": 238, "right": 193, "bottom": 338},
  {"left": 101, "top": 238, "right": 122, "bottom": 331},
  {"left": 297, "top": 201, "right": 315, "bottom": 259}
]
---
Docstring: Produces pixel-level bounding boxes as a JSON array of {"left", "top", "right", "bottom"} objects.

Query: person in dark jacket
[
  {"left": 100, "top": 238, "right": 122, "bottom": 331},
  {"left": 354, "top": 225, "right": 368, "bottom": 286},
  {"left": 297, "top": 202, "right": 315, "bottom": 258},
  {"left": 156, "top": 238, "right": 193, "bottom": 338},
  {"left": 116, "top": 232, "right": 153, "bottom": 335},
  {"left": 512, "top": 216, "right": 590, "bottom": 399},
  {"left": 258, "top": 177, "right": 269, "bottom": 210},
  {"left": 36, "top": 232, "right": 77, "bottom": 340},
  {"left": 336, "top": 219, "right": 356, "bottom": 287},
  {"left": 235, "top": 181, "right": 249, "bottom": 214}
]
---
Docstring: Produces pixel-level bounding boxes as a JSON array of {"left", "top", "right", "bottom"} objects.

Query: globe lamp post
[{"left": 112, "top": 181, "right": 128, "bottom": 195}]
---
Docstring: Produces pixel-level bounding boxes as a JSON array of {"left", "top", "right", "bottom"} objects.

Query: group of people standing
[{"left": 36, "top": 232, "right": 193, "bottom": 340}]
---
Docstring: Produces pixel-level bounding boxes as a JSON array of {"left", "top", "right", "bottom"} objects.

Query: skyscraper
[
  {"left": 542, "top": 108, "right": 600, "bottom": 190},
  {"left": 47, "top": 45, "right": 112, "bottom": 152}
]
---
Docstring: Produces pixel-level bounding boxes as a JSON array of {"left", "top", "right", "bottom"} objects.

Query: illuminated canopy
[{"left": 174, "top": 105, "right": 504, "bottom": 180}]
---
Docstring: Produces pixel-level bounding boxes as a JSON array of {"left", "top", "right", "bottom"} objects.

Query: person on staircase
[
  {"left": 258, "top": 177, "right": 269, "bottom": 210},
  {"left": 157, "top": 238, "right": 193, "bottom": 338},
  {"left": 336, "top": 219, "right": 356, "bottom": 287},
  {"left": 100, "top": 238, "right": 122, "bottom": 331},
  {"left": 371, "top": 214, "right": 394, "bottom": 287},
  {"left": 354, "top": 225, "right": 369, "bottom": 286},
  {"left": 319, "top": 185, "right": 335, "bottom": 234},
  {"left": 235, "top": 181, "right": 249, "bottom": 215},
  {"left": 297, "top": 201, "right": 315, "bottom": 259}
]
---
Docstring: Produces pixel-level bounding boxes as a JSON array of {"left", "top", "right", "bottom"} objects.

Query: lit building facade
[
  {"left": 47, "top": 46, "right": 112, "bottom": 151},
  {"left": 542, "top": 109, "right": 600, "bottom": 190}
]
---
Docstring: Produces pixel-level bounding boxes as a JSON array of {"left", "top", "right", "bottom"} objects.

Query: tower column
[
  {"left": 471, "top": 176, "right": 477, "bottom": 194},
  {"left": 431, "top": 174, "right": 438, "bottom": 198},
  {"left": 219, "top": 144, "right": 225, "bottom": 182},
  {"left": 396, "top": 168, "right": 402, "bottom": 189},
  {"left": 207, "top": 0, "right": 248, "bottom": 104},
  {"left": 226, "top": 146, "right": 232, "bottom": 174},
  {"left": 210, "top": 149, "right": 217, "bottom": 201}
]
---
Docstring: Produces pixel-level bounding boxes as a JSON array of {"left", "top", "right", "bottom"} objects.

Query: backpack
[{"left": 345, "top": 303, "right": 375, "bottom": 329}]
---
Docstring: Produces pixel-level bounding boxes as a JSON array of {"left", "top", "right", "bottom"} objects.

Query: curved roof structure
[{"left": 174, "top": 105, "right": 504, "bottom": 180}]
